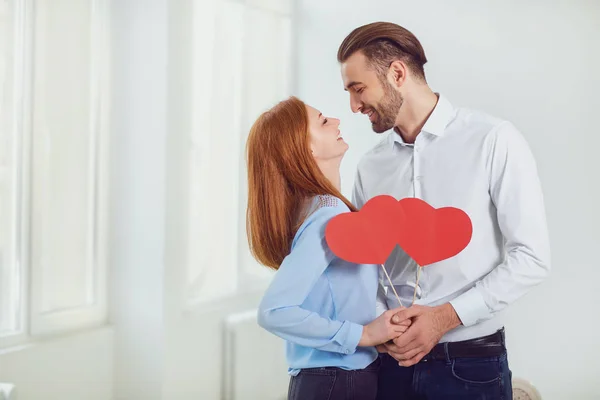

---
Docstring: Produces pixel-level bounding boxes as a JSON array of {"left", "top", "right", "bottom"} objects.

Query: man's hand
[{"left": 384, "top": 303, "right": 461, "bottom": 367}]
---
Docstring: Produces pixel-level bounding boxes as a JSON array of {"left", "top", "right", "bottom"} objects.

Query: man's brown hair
[{"left": 337, "top": 22, "right": 428, "bottom": 81}]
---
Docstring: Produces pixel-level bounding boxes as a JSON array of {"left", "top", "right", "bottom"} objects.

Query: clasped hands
[{"left": 360, "top": 303, "right": 461, "bottom": 367}]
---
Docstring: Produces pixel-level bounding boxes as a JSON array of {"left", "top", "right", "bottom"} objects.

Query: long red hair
[{"left": 246, "top": 96, "right": 356, "bottom": 270}]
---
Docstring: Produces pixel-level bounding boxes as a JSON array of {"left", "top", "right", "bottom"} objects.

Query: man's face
[{"left": 341, "top": 51, "right": 404, "bottom": 133}]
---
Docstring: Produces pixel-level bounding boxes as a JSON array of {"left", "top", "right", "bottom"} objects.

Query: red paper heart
[
  {"left": 325, "top": 195, "right": 403, "bottom": 264},
  {"left": 325, "top": 196, "right": 472, "bottom": 266},
  {"left": 395, "top": 197, "right": 472, "bottom": 266}
]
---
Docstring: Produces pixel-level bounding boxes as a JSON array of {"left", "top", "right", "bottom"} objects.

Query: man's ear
[{"left": 388, "top": 60, "right": 407, "bottom": 88}]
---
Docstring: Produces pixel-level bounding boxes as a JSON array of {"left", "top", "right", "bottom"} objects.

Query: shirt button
[{"left": 414, "top": 176, "right": 421, "bottom": 181}]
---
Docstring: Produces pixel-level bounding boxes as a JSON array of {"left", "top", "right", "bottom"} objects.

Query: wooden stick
[
  {"left": 411, "top": 265, "right": 422, "bottom": 306},
  {"left": 380, "top": 263, "right": 403, "bottom": 308}
]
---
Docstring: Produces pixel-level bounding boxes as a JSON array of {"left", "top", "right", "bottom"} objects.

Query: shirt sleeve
[
  {"left": 450, "top": 121, "right": 551, "bottom": 326},
  {"left": 257, "top": 205, "right": 364, "bottom": 355}
]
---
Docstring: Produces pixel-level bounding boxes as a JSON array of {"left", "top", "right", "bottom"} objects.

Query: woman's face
[{"left": 306, "top": 105, "right": 348, "bottom": 161}]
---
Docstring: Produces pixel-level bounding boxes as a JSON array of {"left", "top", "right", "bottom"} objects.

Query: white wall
[
  {"left": 0, "top": 327, "right": 113, "bottom": 400},
  {"left": 108, "top": 1, "right": 289, "bottom": 398},
  {"left": 161, "top": 1, "right": 291, "bottom": 398},
  {"left": 109, "top": 0, "right": 168, "bottom": 398},
  {"left": 296, "top": 1, "right": 600, "bottom": 399}
]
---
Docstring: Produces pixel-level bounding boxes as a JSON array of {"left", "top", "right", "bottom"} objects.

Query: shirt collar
[{"left": 392, "top": 93, "right": 455, "bottom": 147}]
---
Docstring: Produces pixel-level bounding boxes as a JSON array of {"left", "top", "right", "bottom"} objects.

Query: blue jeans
[
  {"left": 377, "top": 352, "right": 513, "bottom": 400},
  {"left": 287, "top": 358, "right": 380, "bottom": 400}
]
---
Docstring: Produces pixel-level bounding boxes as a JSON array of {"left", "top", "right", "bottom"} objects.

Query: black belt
[{"left": 420, "top": 328, "right": 506, "bottom": 362}]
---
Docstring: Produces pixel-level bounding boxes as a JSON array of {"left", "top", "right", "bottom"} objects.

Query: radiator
[
  {"left": 0, "top": 383, "right": 16, "bottom": 400},
  {"left": 222, "top": 310, "right": 289, "bottom": 400}
]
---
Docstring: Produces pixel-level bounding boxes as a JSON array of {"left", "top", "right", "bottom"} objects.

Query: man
[{"left": 338, "top": 22, "right": 550, "bottom": 399}]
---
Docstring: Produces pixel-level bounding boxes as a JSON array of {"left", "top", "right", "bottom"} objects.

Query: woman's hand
[
  {"left": 375, "top": 344, "right": 389, "bottom": 353},
  {"left": 359, "top": 308, "right": 412, "bottom": 347}
]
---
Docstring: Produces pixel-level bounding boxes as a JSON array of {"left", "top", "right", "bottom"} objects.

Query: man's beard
[{"left": 370, "top": 80, "right": 404, "bottom": 133}]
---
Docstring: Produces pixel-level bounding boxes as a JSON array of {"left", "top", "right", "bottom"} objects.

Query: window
[
  {"left": 0, "top": 0, "right": 23, "bottom": 339},
  {"left": 186, "top": 0, "right": 294, "bottom": 305},
  {"left": 0, "top": 0, "right": 109, "bottom": 345}
]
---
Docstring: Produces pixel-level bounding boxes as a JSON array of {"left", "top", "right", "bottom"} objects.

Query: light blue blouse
[{"left": 257, "top": 195, "right": 379, "bottom": 376}]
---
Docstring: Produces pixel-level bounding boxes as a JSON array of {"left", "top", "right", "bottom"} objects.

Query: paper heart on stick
[
  {"left": 325, "top": 195, "right": 472, "bottom": 306},
  {"left": 325, "top": 195, "right": 402, "bottom": 264},
  {"left": 325, "top": 195, "right": 473, "bottom": 267},
  {"left": 394, "top": 197, "right": 473, "bottom": 266}
]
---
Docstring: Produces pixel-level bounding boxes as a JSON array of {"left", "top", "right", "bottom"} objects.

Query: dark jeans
[
  {"left": 288, "top": 358, "right": 380, "bottom": 400},
  {"left": 377, "top": 352, "right": 512, "bottom": 400}
]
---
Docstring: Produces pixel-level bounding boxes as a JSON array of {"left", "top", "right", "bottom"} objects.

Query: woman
[{"left": 246, "top": 96, "right": 408, "bottom": 400}]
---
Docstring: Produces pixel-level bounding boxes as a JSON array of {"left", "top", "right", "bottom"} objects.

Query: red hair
[{"left": 246, "top": 96, "right": 356, "bottom": 270}]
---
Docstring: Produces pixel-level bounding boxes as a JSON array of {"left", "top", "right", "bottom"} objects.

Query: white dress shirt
[{"left": 352, "top": 94, "right": 551, "bottom": 343}]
